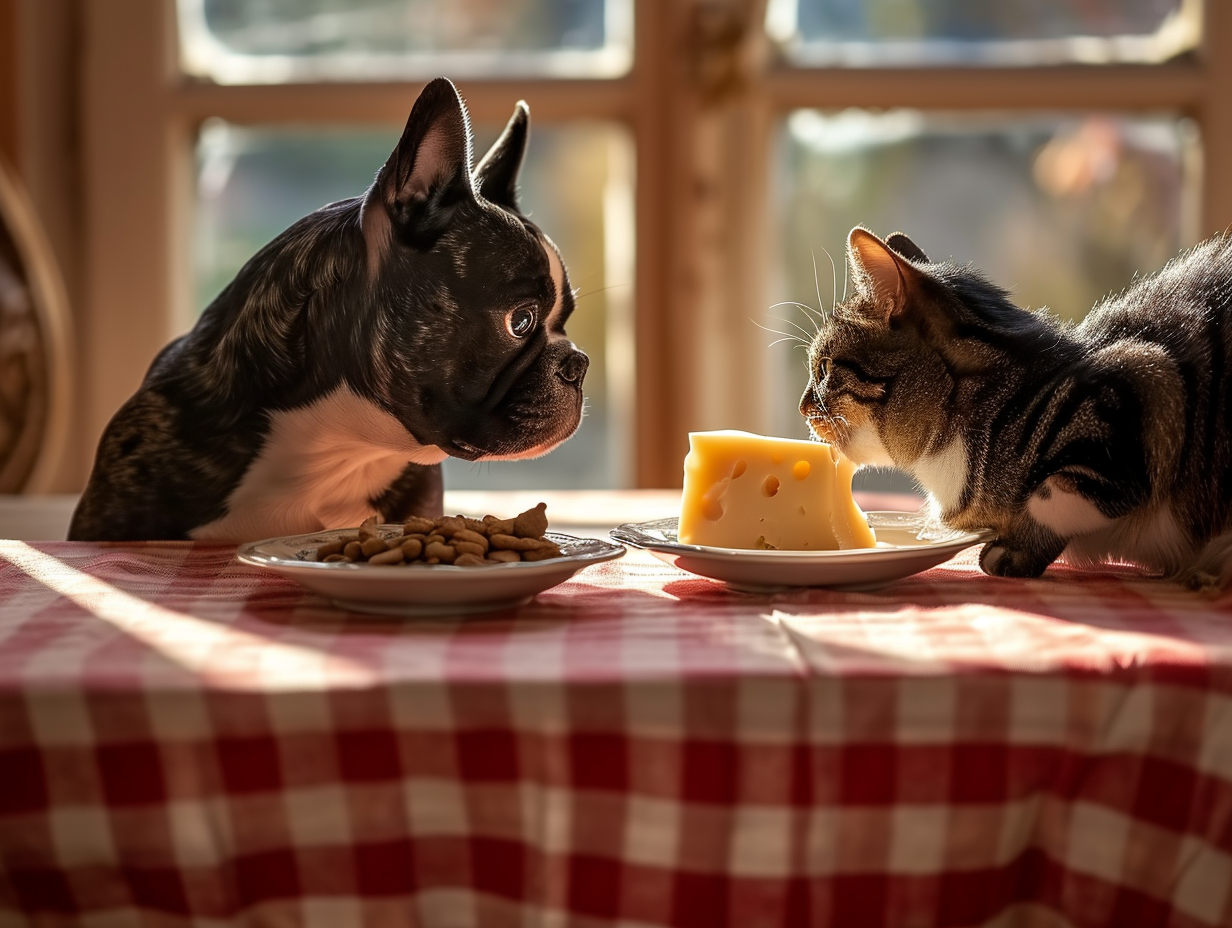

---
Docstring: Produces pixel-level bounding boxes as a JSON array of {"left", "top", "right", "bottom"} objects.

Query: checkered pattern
[{"left": 2, "top": 518, "right": 1232, "bottom": 927}]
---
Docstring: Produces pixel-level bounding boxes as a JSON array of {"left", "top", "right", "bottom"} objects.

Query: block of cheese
[{"left": 678, "top": 430, "right": 876, "bottom": 551}]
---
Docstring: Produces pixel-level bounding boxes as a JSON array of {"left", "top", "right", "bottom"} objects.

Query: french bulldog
[{"left": 69, "top": 78, "right": 589, "bottom": 542}]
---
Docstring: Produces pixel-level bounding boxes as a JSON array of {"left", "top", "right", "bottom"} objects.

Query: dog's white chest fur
[{"left": 191, "top": 387, "right": 446, "bottom": 542}]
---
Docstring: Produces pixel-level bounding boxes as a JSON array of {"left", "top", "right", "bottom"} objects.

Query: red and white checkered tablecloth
[{"left": 2, "top": 503, "right": 1232, "bottom": 927}]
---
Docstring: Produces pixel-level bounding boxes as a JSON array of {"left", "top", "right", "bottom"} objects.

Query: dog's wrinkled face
[
  {"left": 381, "top": 207, "right": 587, "bottom": 462},
  {"left": 361, "top": 78, "right": 588, "bottom": 462}
]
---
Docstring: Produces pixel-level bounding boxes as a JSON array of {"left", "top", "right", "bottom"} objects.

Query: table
[{"left": 2, "top": 490, "right": 1231, "bottom": 928}]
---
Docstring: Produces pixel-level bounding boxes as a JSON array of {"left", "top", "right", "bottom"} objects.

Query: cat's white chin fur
[{"left": 841, "top": 424, "right": 896, "bottom": 469}]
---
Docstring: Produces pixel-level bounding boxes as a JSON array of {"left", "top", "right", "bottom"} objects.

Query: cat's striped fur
[{"left": 800, "top": 227, "right": 1232, "bottom": 588}]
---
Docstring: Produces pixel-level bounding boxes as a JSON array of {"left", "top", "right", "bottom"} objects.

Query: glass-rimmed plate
[
  {"left": 237, "top": 528, "right": 625, "bottom": 616},
  {"left": 610, "top": 511, "right": 991, "bottom": 592}
]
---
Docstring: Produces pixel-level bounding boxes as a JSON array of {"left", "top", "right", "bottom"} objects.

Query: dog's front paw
[{"left": 979, "top": 540, "right": 1049, "bottom": 579}]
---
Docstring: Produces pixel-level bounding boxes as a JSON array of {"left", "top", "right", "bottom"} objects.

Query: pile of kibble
[{"left": 313, "top": 502, "right": 561, "bottom": 567}]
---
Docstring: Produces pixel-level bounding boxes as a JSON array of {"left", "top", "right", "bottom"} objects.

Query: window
[
  {"left": 69, "top": 0, "right": 1232, "bottom": 493},
  {"left": 770, "top": 0, "right": 1197, "bottom": 65}
]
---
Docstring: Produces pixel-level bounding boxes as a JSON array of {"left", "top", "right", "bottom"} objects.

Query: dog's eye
[{"left": 506, "top": 306, "right": 537, "bottom": 338}]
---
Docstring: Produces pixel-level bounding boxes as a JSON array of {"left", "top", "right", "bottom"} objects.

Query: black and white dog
[{"left": 69, "top": 78, "right": 588, "bottom": 542}]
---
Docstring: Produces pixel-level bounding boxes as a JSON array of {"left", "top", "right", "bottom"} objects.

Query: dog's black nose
[{"left": 559, "top": 349, "right": 589, "bottom": 385}]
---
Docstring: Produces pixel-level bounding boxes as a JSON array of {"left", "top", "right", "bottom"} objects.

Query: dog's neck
[
  {"left": 189, "top": 198, "right": 370, "bottom": 401},
  {"left": 190, "top": 385, "right": 446, "bottom": 542}
]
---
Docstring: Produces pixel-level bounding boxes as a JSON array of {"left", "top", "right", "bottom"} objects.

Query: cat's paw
[
  {"left": 979, "top": 540, "right": 1048, "bottom": 578},
  {"left": 1178, "top": 567, "right": 1224, "bottom": 594}
]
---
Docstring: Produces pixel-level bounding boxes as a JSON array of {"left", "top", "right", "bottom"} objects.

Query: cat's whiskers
[
  {"left": 823, "top": 247, "right": 838, "bottom": 322},
  {"left": 755, "top": 313, "right": 815, "bottom": 348},
  {"left": 799, "top": 304, "right": 826, "bottom": 333},
  {"left": 767, "top": 301, "right": 823, "bottom": 338},
  {"left": 811, "top": 251, "right": 827, "bottom": 326},
  {"left": 766, "top": 336, "right": 811, "bottom": 352},
  {"left": 812, "top": 247, "right": 840, "bottom": 323}
]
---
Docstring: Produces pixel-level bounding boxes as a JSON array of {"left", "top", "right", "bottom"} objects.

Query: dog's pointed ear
[
  {"left": 474, "top": 101, "right": 530, "bottom": 212},
  {"left": 376, "top": 77, "right": 476, "bottom": 243}
]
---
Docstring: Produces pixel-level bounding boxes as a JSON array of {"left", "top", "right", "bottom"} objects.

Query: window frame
[{"left": 44, "top": 0, "right": 1232, "bottom": 488}]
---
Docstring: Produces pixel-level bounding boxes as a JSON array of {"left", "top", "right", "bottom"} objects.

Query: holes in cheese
[{"left": 678, "top": 430, "right": 876, "bottom": 551}]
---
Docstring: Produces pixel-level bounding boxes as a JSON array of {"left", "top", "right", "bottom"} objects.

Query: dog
[{"left": 69, "top": 78, "right": 589, "bottom": 542}]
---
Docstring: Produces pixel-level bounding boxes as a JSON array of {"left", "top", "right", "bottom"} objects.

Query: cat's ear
[
  {"left": 847, "top": 227, "right": 915, "bottom": 322},
  {"left": 886, "top": 232, "right": 929, "bottom": 264}
]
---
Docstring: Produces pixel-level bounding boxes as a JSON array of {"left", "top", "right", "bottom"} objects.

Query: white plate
[
  {"left": 237, "top": 528, "right": 626, "bottom": 616},
  {"left": 610, "top": 511, "right": 991, "bottom": 592}
]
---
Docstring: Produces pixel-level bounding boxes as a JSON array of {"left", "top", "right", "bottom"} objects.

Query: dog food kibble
[{"left": 313, "top": 504, "right": 563, "bottom": 567}]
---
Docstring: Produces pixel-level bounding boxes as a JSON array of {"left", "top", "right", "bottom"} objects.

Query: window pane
[
  {"left": 767, "top": 111, "right": 1195, "bottom": 488},
  {"left": 180, "top": 0, "right": 631, "bottom": 82},
  {"left": 767, "top": 0, "right": 1197, "bottom": 65},
  {"left": 193, "top": 121, "right": 634, "bottom": 489}
]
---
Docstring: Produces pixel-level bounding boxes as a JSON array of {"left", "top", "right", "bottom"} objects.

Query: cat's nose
[{"left": 799, "top": 384, "right": 816, "bottom": 416}]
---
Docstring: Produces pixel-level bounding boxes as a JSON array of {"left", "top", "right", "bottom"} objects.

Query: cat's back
[
  {"left": 1077, "top": 233, "right": 1232, "bottom": 350},
  {"left": 1069, "top": 234, "right": 1232, "bottom": 525}
]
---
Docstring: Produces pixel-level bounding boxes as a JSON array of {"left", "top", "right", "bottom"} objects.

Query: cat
[{"left": 799, "top": 226, "right": 1232, "bottom": 588}]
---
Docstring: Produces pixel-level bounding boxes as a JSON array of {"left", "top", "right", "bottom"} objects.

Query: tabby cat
[{"left": 799, "top": 227, "right": 1232, "bottom": 588}]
